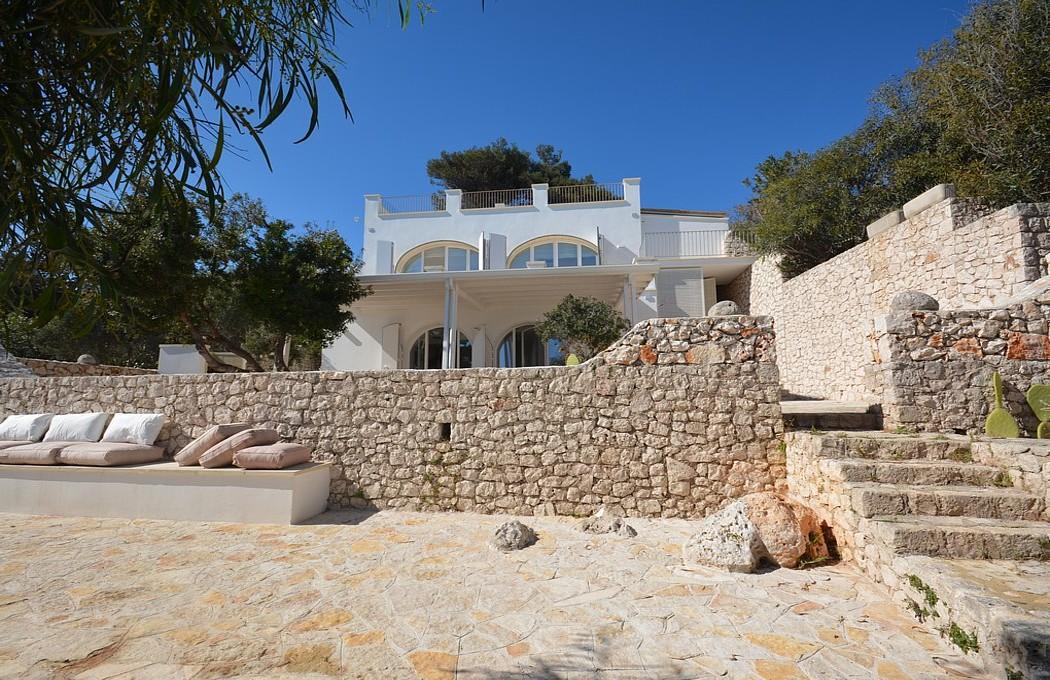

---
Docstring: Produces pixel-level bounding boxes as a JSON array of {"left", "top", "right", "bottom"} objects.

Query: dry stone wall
[
  {"left": 19, "top": 357, "right": 155, "bottom": 378},
  {"left": 749, "top": 197, "right": 1050, "bottom": 401},
  {"left": 0, "top": 317, "right": 785, "bottom": 518},
  {"left": 878, "top": 283, "right": 1050, "bottom": 434}
]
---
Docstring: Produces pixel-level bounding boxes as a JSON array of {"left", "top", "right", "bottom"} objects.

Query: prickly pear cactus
[
  {"left": 1026, "top": 384, "right": 1050, "bottom": 439},
  {"left": 985, "top": 372, "right": 1020, "bottom": 439}
]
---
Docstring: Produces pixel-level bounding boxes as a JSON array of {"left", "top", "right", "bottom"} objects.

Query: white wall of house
[
  {"left": 362, "top": 179, "right": 643, "bottom": 274},
  {"left": 324, "top": 295, "right": 614, "bottom": 371}
]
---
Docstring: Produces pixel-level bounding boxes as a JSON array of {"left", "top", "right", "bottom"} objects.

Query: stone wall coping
[
  {"left": 902, "top": 183, "right": 955, "bottom": 219},
  {"left": 864, "top": 210, "right": 904, "bottom": 238}
]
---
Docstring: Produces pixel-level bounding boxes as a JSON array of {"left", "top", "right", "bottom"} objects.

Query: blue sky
[{"left": 219, "top": 0, "right": 972, "bottom": 255}]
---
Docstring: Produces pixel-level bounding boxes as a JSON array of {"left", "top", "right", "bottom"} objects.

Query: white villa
[{"left": 321, "top": 178, "right": 755, "bottom": 371}]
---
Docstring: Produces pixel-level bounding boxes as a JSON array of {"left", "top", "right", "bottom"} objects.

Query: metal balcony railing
[
  {"left": 640, "top": 229, "right": 756, "bottom": 258},
  {"left": 461, "top": 187, "right": 534, "bottom": 210},
  {"left": 378, "top": 193, "right": 446, "bottom": 215},
  {"left": 548, "top": 182, "right": 625, "bottom": 205}
]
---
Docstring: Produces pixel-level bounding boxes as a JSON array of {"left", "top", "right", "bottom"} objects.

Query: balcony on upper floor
[{"left": 638, "top": 228, "right": 756, "bottom": 259}]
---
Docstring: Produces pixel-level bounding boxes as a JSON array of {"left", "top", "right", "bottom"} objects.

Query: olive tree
[{"left": 536, "top": 294, "right": 630, "bottom": 361}]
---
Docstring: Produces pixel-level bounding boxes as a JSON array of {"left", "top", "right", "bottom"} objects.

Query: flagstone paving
[{"left": 0, "top": 510, "right": 986, "bottom": 679}]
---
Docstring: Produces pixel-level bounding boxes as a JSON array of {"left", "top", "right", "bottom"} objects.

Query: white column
[
  {"left": 471, "top": 326, "right": 487, "bottom": 368},
  {"left": 362, "top": 194, "right": 382, "bottom": 275},
  {"left": 441, "top": 278, "right": 458, "bottom": 368},
  {"left": 622, "top": 276, "right": 636, "bottom": 324},
  {"left": 380, "top": 323, "right": 400, "bottom": 369}
]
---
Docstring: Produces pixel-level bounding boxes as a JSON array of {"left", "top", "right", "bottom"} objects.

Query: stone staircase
[{"left": 786, "top": 431, "right": 1050, "bottom": 679}]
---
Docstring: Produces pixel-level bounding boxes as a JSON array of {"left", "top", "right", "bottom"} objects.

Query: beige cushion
[
  {"left": 57, "top": 442, "right": 164, "bottom": 467},
  {"left": 0, "top": 440, "right": 33, "bottom": 450},
  {"left": 234, "top": 443, "right": 312, "bottom": 470},
  {"left": 0, "top": 441, "right": 68, "bottom": 465},
  {"left": 173, "top": 423, "right": 250, "bottom": 466},
  {"left": 199, "top": 429, "right": 279, "bottom": 469}
]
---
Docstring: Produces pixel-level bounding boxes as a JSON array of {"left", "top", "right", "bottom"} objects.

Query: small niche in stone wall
[{"left": 438, "top": 422, "right": 451, "bottom": 442}]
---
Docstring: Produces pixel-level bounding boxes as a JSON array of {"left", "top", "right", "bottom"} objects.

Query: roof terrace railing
[
  {"left": 461, "top": 187, "right": 534, "bottom": 210},
  {"left": 378, "top": 193, "right": 446, "bottom": 215},
  {"left": 548, "top": 182, "right": 625, "bottom": 205},
  {"left": 373, "top": 180, "right": 633, "bottom": 217}
]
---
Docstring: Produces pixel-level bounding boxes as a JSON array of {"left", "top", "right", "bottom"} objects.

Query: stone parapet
[
  {"left": 18, "top": 357, "right": 156, "bottom": 378},
  {"left": 0, "top": 317, "right": 784, "bottom": 518},
  {"left": 878, "top": 282, "right": 1050, "bottom": 433}
]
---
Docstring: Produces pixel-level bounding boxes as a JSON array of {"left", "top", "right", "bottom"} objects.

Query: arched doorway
[{"left": 408, "top": 328, "right": 472, "bottom": 369}]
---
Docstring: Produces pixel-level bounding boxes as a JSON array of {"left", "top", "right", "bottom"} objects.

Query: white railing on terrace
[
  {"left": 640, "top": 229, "right": 756, "bottom": 258},
  {"left": 548, "top": 182, "right": 625, "bottom": 205},
  {"left": 379, "top": 193, "right": 446, "bottom": 215},
  {"left": 461, "top": 187, "right": 534, "bottom": 210}
]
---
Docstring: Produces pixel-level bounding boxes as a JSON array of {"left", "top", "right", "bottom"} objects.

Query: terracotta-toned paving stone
[{"left": 0, "top": 509, "right": 982, "bottom": 679}]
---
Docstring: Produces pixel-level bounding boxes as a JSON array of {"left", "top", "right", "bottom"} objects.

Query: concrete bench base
[{"left": 0, "top": 461, "right": 331, "bottom": 524}]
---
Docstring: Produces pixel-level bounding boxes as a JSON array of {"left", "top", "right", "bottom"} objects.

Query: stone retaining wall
[
  {"left": 749, "top": 196, "right": 1050, "bottom": 401},
  {"left": 0, "top": 317, "right": 785, "bottom": 518},
  {"left": 18, "top": 357, "right": 156, "bottom": 378},
  {"left": 878, "top": 283, "right": 1050, "bottom": 434}
]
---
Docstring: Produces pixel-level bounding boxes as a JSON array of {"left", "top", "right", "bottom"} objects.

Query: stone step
[
  {"left": 781, "top": 402, "right": 882, "bottom": 431},
  {"left": 871, "top": 515, "right": 1050, "bottom": 560},
  {"left": 851, "top": 483, "right": 1045, "bottom": 521},
  {"left": 891, "top": 556, "right": 1050, "bottom": 678},
  {"left": 815, "top": 433, "right": 976, "bottom": 462},
  {"left": 830, "top": 459, "right": 1005, "bottom": 486}
]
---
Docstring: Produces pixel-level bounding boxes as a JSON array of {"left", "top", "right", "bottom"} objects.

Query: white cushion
[
  {"left": 42, "top": 413, "right": 110, "bottom": 443},
  {"left": 101, "top": 413, "right": 167, "bottom": 446},
  {"left": 0, "top": 414, "right": 54, "bottom": 442}
]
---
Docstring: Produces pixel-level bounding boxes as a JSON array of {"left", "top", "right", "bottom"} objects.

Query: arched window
[
  {"left": 507, "top": 237, "right": 598, "bottom": 269},
  {"left": 398, "top": 242, "right": 479, "bottom": 273},
  {"left": 408, "top": 328, "right": 472, "bottom": 369},
  {"left": 497, "top": 325, "right": 563, "bottom": 367}
]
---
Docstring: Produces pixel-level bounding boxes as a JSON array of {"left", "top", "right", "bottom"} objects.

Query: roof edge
[{"left": 641, "top": 207, "right": 728, "bottom": 218}]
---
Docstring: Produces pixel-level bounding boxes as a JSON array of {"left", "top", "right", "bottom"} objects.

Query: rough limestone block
[
  {"left": 741, "top": 493, "right": 808, "bottom": 568},
  {"left": 682, "top": 501, "right": 766, "bottom": 573},
  {"left": 492, "top": 520, "right": 537, "bottom": 551},
  {"left": 866, "top": 210, "right": 904, "bottom": 238},
  {"left": 903, "top": 184, "right": 955, "bottom": 219},
  {"left": 890, "top": 291, "right": 939, "bottom": 311},
  {"left": 707, "top": 300, "right": 741, "bottom": 316}
]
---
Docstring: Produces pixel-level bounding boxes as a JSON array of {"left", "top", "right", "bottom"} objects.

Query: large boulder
[
  {"left": 740, "top": 493, "right": 807, "bottom": 568},
  {"left": 683, "top": 493, "right": 830, "bottom": 572},
  {"left": 492, "top": 520, "right": 537, "bottom": 552},
  {"left": 707, "top": 300, "right": 741, "bottom": 316},
  {"left": 890, "top": 290, "right": 939, "bottom": 311},
  {"left": 682, "top": 502, "right": 766, "bottom": 573}
]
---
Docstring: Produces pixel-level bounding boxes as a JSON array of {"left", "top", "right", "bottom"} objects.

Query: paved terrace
[{"left": 0, "top": 511, "right": 982, "bottom": 679}]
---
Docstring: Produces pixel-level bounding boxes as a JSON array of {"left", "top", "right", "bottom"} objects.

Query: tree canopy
[
  {"left": 1, "top": 0, "right": 427, "bottom": 317},
  {"left": 2, "top": 190, "right": 368, "bottom": 371},
  {"left": 735, "top": 0, "right": 1050, "bottom": 278},
  {"left": 536, "top": 294, "right": 630, "bottom": 361},
  {"left": 426, "top": 138, "right": 597, "bottom": 192}
]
